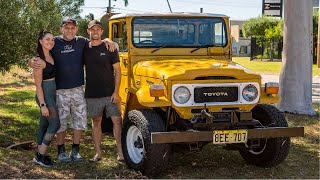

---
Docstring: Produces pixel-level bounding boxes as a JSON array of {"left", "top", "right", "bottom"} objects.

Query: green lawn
[
  {"left": 233, "top": 57, "right": 320, "bottom": 76},
  {"left": 0, "top": 68, "right": 319, "bottom": 179}
]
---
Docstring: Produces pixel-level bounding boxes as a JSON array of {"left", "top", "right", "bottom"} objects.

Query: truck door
[{"left": 111, "top": 21, "right": 129, "bottom": 116}]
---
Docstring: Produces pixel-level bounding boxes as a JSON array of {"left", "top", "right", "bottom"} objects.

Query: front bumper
[{"left": 151, "top": 126, "right": 304, "bottom": 144}]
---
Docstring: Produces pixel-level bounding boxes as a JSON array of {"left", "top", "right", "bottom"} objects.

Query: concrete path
[{"left": 260, "top": 74, "right": 320, "bottom": 103}]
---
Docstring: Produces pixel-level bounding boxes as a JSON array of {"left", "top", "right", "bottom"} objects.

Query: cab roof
[{"left": 110, "top": 12, "right": 229, "bottom": 20}]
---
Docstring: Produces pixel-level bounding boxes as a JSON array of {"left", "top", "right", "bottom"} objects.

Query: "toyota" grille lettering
[{"left": 203, "top": 92, "right": 228, "bottom": 96}]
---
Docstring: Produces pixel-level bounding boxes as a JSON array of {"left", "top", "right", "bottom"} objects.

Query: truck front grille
[{"left": 194, "top": 87, "right": 239, "bottom": 103}]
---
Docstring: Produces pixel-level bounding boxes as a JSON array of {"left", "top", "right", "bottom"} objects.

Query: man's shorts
[
  {"left": 56, "top": 86, "right": 87, "bottom": 132},
  {"left": 86, "top": 97, "right": 121, "bottom": 118}
]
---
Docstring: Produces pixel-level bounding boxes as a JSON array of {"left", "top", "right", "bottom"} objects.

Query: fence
[{"left": 250, "top": 37, "right": 283, "bottom": 61}]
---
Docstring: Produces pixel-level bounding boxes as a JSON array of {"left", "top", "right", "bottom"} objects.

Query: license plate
[{"left": 213, "top": 130, "right": 248, "bottom": 144}]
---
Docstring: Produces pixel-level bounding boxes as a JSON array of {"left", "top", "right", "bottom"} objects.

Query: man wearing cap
[
  {"left": 31, "top": 17, "right": 116, "bottom": 162},
  {"left": 84, "top": 19, "right": 123, "bottom": 162}
]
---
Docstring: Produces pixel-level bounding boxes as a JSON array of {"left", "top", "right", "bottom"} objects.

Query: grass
[
  {"left": 233, "top": 57, "right": 320, "bottom": 76},
  {"left": 0, "top": 67, "right": 319, "bottom": 179}
]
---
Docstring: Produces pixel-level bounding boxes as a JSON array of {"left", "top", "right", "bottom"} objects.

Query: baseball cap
[
  {"left": 88, "top": 20, "right": 102, "bottom": 29},
  {"left": 61, "top": 18, "right": 77, "bottom": 27}
]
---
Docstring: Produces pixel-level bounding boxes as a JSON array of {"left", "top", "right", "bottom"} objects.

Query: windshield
[{"left": 132, "top": 17, "right": 227, "bottom": 48}]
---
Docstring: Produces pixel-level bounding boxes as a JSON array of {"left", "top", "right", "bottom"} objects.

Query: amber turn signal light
[
  {"left": 150, "top": 84, "right": 165, "bottom": 97},
  {"left": 265, "top": 82, "right": 279, "bottom": 94}
]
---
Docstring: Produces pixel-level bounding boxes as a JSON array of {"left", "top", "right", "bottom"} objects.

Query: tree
[
  {"left": 242, "top": 16, "right": 279, "bottom": 38},
  {"left": 279, "top": 0, "right": 315, "bottom": 115},
  {"left": 0, "top": 0, "right": 84, "bottom": 73},
  {"left": 77, "top": 0, "right": 129, "bottom": 39},
  {"left": 57, "top": 0, "right": 85, "bottom": 18},
  {"left": 265, "top": 20, "right": 283, "bottom": 41},
  {"left": 265, "top": 21, "right": 283, "bottom": 60},
  {"left": 77, "top": 13, "right": 94, "bottom": 38},
  {"left": 242, "top": 16, "right": 281, "bottom": 60}
]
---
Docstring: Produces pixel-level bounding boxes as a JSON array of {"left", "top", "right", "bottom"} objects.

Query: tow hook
[{"left": 200, "top": 104, "right": 214, "bottom": 124}]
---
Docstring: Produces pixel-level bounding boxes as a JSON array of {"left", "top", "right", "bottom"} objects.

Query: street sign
[{"left": 262, "top": 0, "right": 283, "bottom": 17}]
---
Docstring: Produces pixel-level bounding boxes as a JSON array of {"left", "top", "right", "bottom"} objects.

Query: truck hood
[{"left": 133, "top": 59, "right": 261, "bottom": 80}]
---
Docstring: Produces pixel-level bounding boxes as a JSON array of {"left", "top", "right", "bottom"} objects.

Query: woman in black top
[{"left": 33, "top": 30, "right": 60, "bottom": 167}]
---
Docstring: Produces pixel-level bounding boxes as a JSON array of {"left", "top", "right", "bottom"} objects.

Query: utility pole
[
  {"left": 107, "top": 0, "right": 112, "bottom": 13},
  {"left": 167, "top": 0, "right": 172, "bottom": 13}
]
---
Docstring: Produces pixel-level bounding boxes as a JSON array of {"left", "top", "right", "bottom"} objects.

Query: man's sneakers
[
  {"left": 33, "top": 152, "right": 53, "bottom": 168},
  {"left": 70, "top": 151, "right": 83, "bottom": 161},
  {"left": 57, "top": 145, "right": 72, "bottom": 162},
  {"left": 58, "top": 151, "right": 72, "bottom": 162},
  {"left": 70, "top": 146, "right": 83, "bottom": 162},
  {"left": 57, "top": 145, "right": 83, "bottom": 162},
  {"left": 58, "top": 151, "right": 83, "bottom": 162}
]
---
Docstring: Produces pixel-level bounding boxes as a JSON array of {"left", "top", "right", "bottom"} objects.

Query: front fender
[
  {"left": 136, "top": 86, "right": 171, "bottom": 107},
  {"left": 259, "top": 85, "right": 281, "bottom": 104}
]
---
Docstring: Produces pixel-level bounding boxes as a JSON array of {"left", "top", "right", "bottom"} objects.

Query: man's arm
[
  {"left": 102, "top": 38, "right": 117, "bottom": 52},
  {"left": 111, "top": 62, "right": 121, "bottom": 103},
  {"left": 28, "top": 57, "right": 46, "bottom": 70},
  {"left": 83, "top": 35, "right": 117, "bottom": 52}
]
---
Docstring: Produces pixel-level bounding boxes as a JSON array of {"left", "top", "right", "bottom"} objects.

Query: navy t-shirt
[
  {"left": 84, "top": 42, "right": 119, "bottom": 98},
  {"left": 51, "top": 36, "right": 88, "bottom": 90}
]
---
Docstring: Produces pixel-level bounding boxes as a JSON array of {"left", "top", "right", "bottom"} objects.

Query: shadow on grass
[
  {"left": 285, "top": 111, "right": 319, "bottom": 127},
  {"left": 0, "top": 128, "right": 319, "bottom": 179},
  {"left": 0, "top": 115, "right": 38, "bottom": 147},
  {"left": 0, "top": 90, "right": 35, "bottom": 103},
  {"left": 0, "top": 90, "right": 38, "bottom": 147},
  {"left": 161, "top": 140, "right": 319, "bottom": 179},
  {"left": 0, "top": 81, "right": 34, "bottom": 89},
  {"left": 0, "top": 139, "right": 143, "bottom": 179}
]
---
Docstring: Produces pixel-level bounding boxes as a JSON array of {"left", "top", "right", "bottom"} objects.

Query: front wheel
[
  {"left": 121, "top": 109, "right": 170, "bottom": 176},
  {"left": 239, "top": 104, "right": 291, "bottom": 167}
]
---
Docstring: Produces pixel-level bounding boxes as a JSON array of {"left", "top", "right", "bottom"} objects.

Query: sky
[{"left": 81, "top": 0, "right": 263, "bottom": 20}]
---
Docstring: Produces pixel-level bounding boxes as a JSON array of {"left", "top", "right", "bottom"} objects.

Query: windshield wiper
[
  {"left": 151, "top": 44, "right": 177, "bottom": 53},
  {"left": 190, "top": 45, "right": 211, "bottom": 53}
]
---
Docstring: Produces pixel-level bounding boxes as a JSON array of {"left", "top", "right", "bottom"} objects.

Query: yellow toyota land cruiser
[{"left": 109, "top": 13, "right": 304, "bottom": 176}]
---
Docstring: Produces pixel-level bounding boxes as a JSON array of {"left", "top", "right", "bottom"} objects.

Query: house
[{"left": 230, "top": 20, "right": 251, "bottom": 57}]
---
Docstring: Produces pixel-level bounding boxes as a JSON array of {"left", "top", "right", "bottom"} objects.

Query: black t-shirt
[
  {"left": 51, "top": 36, "right": 87, "bottom": 89},
  {"left": 84, "top": 42, "right": 120, "bottom": 98}
]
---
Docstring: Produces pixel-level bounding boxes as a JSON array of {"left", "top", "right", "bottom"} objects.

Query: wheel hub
[
  {"left": 245, "top": 138, "right": 268, "bottom": 155},
  {"left": 126, "top": 126, "right": 145, "bottom": 164},
  {"left": 134, "top": 136, "right": 143, "bottom": 149}
]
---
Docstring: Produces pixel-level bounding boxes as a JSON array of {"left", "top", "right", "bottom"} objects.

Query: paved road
[{"left": 261, "top": 74, "right": 320, "bottom": 103}]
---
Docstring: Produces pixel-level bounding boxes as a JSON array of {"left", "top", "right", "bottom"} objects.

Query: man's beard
[{"left": 90, "top": 34, "right": 100, "bottom": 40}]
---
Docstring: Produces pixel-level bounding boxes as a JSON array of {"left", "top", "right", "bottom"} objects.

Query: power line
[{"left": 167, "top": 0, "right": 172, "bottom": 12}]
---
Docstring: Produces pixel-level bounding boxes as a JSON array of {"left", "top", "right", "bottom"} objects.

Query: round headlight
[
  {"left": 174, "top": 86, "right": 191, "bottom": 104},
  {"left": 242, "top": 84, "right": 258, "bottom": 102}
]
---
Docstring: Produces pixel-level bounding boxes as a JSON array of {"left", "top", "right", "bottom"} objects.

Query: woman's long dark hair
[{"left": 36, "top": 30, "right": 53, "bottom": 61}]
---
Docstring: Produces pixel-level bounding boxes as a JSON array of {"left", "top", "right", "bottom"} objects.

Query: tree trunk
[{"left": 279, "top": 0, "right": 315, "bottom": 115}]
